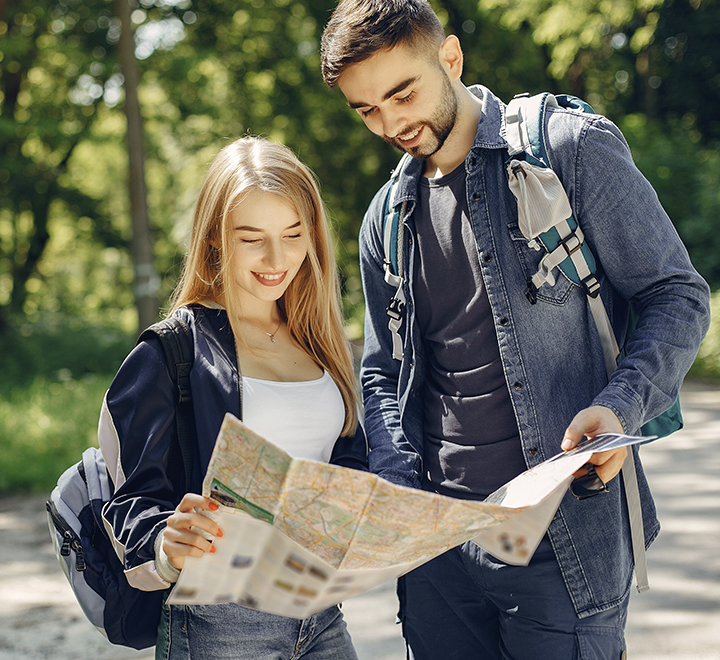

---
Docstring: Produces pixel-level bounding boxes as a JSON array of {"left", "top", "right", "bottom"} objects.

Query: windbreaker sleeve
[
  {"left": 329, "top": 418, "right": 369, "bottom": 472},
  {"left": 99, "top": 336, "right": 182, "bottom": 591}
]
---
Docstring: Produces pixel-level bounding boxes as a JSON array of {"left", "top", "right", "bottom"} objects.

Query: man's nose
[{"left": 380, "top": 109, "right": 403, "bottom": 139}]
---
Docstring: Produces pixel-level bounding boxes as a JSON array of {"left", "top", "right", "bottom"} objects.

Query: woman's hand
[{"left": 162, "top": 493, "right": 224, "bottom": 571}]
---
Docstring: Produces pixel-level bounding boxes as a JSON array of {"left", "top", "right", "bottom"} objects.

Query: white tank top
[{"left": 241, "top": 370, "right": 344, "bottom": 463}]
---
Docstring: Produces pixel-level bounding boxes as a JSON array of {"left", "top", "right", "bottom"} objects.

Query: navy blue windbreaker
[{"left": 99, "top": 304, "right": 368, "bottom": 591}]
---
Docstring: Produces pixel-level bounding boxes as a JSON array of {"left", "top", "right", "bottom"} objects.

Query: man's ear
[{"left": 439, "top": 35, "right": 464, "bottom": 82}]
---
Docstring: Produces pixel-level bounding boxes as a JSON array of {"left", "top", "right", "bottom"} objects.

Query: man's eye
[
  {"left": 359, "top": 107, "right": 376, "bottom": 118},
  {"left": 397, "top": 91, "right": 415, "bottom": 104}
]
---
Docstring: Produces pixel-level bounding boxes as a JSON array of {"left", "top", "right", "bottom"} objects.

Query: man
[{"left": 321, "top": 1, "right": 710, "bottom": 659}]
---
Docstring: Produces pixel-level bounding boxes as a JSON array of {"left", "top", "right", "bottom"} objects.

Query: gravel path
[{"left": 1, "top": 379, "right": 718, "bottom": 660}]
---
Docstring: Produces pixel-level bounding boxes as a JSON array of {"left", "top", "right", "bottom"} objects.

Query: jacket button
[
  {"left": 473, "top": 191, "right": 481, "bottom": 201},
  {"left": 468, "top": 157, "right": 476, "bottom": 167},
  {"left": 483, "top": 253, "right": 492, "bottom": 262},
  {"left": 528, "top": 447, "right": 538, "bottom": 456},
  {"left": 513, "top": 381, "right": 523, "bottom": 390},
  {"left": 499, "top": 317, "right": 509, "bottom": 326}
]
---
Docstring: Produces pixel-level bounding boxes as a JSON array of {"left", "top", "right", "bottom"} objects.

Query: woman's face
[{"left": 227, "top": 189, "right": 309, "bottom": 312}]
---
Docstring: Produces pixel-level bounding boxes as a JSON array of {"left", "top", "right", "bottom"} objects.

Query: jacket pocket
[{"left": 507, "top": 223, "right": 575, "bottom": 305}]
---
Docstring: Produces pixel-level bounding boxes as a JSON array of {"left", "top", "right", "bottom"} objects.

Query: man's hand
[{"left": 561, "top": 405, "right": 627, "bottom": 484}]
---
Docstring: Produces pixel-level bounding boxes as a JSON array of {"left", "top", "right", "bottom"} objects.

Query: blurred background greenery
[{"left": 1, "top": 0, "right": 718, "bottom": 493}]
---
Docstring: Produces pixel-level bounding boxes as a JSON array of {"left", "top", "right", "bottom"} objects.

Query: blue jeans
[
  {"left": 155, "top": 601, "right": 358, "bottom": 660},
  {"left": 399, "top": 536, "right": 629, "bottom": 660}
]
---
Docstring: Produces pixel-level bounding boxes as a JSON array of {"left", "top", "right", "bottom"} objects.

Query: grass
[
  {"left": 0, "top": 374, "right": 113, "bottom": 493},
  {"left": 0, "top": 315, "right": 133, "bottom": 494}
]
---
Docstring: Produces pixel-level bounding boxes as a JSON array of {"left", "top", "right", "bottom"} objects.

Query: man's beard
[{"left": 384, "top": 72, "right": 459, "bottom": 161}]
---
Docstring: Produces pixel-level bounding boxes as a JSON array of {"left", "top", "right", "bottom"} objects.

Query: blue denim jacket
[{"left": 358, "top": 86, "right": 710, "bottom": 618}]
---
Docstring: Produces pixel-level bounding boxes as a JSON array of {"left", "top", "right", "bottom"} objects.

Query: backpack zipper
[{"left": 46, "top": 500, "right": 87, "bottom": 571}]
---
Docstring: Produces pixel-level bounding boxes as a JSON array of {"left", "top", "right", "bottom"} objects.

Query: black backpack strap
[{"left": 137, "top": 317, "right": 195, "bottom": 491}]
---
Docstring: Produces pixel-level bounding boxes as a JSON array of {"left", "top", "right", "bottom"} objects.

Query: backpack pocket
[
  {"left": 46, "top": 448, "right": 165, "bottom": 649},
  {"left": 46, "top": 487, "right": 107, "bottom": 632}
]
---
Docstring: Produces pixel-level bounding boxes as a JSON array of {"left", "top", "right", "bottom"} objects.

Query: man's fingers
[
  {"left": 593, "top": 446, "right": 627, "bottom": 483},
  {"left": 562, "top": 405, "right": 624, "bottom": 451},
  {"left": 573, "top": 447, "right": 627, "bottom": 483}
]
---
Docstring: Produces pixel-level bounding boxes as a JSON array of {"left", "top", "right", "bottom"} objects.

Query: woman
[{"left": 100, "top": 137, "right": 366, "bottom": 659}]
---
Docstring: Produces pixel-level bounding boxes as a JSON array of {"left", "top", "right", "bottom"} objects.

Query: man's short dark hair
[{"left": 320, "top": 0, "right": 446, "bottom": 88}]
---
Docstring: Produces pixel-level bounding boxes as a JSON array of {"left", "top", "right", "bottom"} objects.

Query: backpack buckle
[
  {"left": 386, "top": 296, "right": 405, "bottom": 320},
  {"left": 559, "top": 231, "right": 582, "bottom": 257},
  {"left": 510, "top": 162, "right": 527, "bottom": 180},
  {"left": 525, "top": 279, "right": 538, "bottom": 304},
  {"left": 582, "top": 274, "right": 601, "bottom": 298}
]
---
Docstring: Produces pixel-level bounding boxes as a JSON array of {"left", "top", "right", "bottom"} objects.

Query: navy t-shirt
[{"left": 413, "top": 163, "right": 526, "bottom": 499}]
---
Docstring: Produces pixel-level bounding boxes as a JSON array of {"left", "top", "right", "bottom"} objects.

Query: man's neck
[{"left": 423, "top": 85, "right": 482, "bottom": 179}]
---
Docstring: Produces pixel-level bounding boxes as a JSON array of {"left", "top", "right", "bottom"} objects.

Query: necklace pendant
[{"left": 270, "top": 335, "right": 276, "bottom": 343}]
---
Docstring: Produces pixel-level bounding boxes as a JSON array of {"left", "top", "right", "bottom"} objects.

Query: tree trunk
[{"left": 116, "top": 0, "right": 159, "bottom": 332}]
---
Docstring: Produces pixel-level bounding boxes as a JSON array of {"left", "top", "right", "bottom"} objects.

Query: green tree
[{"left": 0, "top": 0, "right": 126, "bottom": 329}]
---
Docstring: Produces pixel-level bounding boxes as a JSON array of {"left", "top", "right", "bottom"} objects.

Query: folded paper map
[{"left": 168, "top": 413, "right": 648, "bottom": 618}]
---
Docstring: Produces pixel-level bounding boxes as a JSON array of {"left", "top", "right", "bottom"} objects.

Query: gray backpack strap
[
  {"left": 382, "top": 153, "right": 412, "bottom": 361},
  {"left": 622, "top": 452, "right": 650, "bottom": 592}
]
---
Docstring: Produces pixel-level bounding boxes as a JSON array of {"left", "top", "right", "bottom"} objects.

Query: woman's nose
[{"left": 263, "top": 240, "right": 284, "bottom": 269}]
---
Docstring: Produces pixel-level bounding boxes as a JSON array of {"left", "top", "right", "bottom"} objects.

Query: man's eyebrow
[{"left": 347, "top": 76, "right": 418, "bottom": 109}]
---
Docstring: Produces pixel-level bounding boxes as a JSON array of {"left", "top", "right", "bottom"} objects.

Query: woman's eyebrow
[{"left": 234, "top": 221, "right": 302, "bottom": 231}]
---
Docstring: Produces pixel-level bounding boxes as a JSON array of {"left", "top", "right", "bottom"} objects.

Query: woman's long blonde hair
[{"left": 169, "top": 136, "right": 358, "bottom": 435}]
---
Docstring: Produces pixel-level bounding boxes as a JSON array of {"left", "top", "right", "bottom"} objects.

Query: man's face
[{"left": 337, "top": 44, "right": 459, "bottom": 161}]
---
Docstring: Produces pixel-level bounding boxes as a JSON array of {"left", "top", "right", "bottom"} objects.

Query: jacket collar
[{"left": 391, "top": 84, "right": 508, "bottom": 204}]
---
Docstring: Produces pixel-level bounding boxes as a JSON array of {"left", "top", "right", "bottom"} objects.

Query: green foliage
[
  {"left": 0, "top": 316, "right": 133, "bottom": 493},
  {"left": 0, "top": 315, "right": 133, "bottom": 493},
  {"left": 0, "top": 315, "right": 133, "bottom": 392},
  {"left": 689, "top": 289, "right": 720, "bottom": 379},
  {"left": 0, "top": 374, "right": 113, "bottom": 493},
  {"left": 0, "top": 0, "right": 125, "bottom": 324},
  {"left": 621, "top": 113, "right": 720, "bottom": 289},
  {"left": 0, "top": 0, "right": 718, "bottom": 339}
]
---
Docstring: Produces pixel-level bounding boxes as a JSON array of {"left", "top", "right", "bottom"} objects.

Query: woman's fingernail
[
  {"left": 211, "top": 546, "right": 217, "bottom": 554},
  {"left": 217, "top": 529, "right": 224, "bottom": 538},
  {"left": 209, "top": 501, "right": 219, "bottom": 511}
]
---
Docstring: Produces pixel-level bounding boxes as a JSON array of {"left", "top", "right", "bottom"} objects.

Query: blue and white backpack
[{"left": 45, "top": 316, "right": 194, "bottom": 649}]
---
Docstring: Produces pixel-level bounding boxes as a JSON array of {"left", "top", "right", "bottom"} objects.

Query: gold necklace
[{"left": 242, "top": 318, "right": 282, "bottom": 343}]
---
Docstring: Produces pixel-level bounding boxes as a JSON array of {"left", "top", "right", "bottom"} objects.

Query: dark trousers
[{"left": 399, "top": 536, "right": 628, "bottom": 660}]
